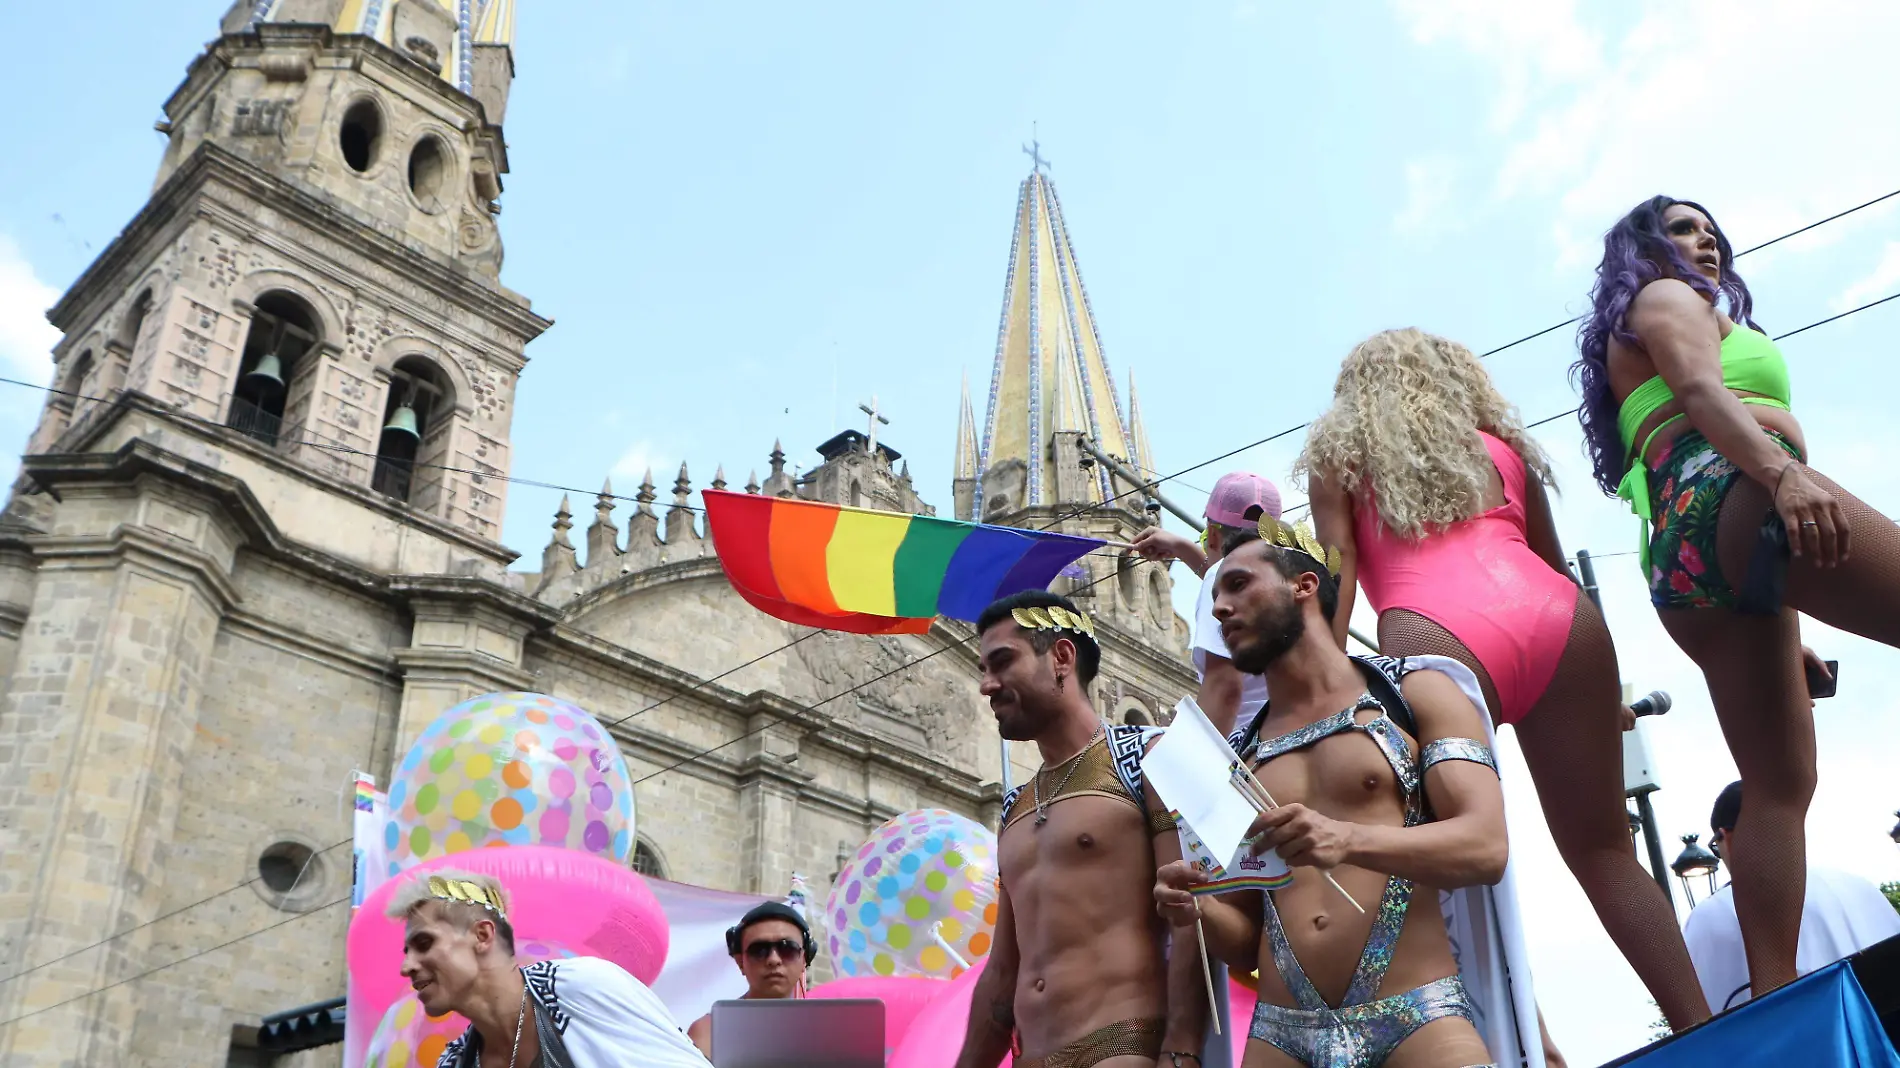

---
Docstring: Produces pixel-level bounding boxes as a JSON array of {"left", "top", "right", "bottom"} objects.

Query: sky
[{"left": 3, "top": 1, "right": 1900, "bottom": 1062}]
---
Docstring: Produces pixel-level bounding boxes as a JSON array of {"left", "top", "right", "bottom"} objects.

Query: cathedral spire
[
  {"left": 1126, "top": 370, "right": 1155, "bottom": 480},
  {"left": 954, "top": 371, "right": 979, "bottom": 482},
  {"left": 975, "top": 163, "right": 1132, "bottom": 516},
  {"left": 237, "top": 0, "right": 517, "bottom": 95}
]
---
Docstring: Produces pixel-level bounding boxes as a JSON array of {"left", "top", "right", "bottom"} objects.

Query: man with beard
[
  {"left": 954, "top": 590, "right": 1206, "bottom": 1068},
  {"left": 1154, "top": 523, "right": 1512, "bottom": 1068}
]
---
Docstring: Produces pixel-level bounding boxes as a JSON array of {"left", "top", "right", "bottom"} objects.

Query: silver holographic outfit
[{"left": 1239, "top": 676, "right": 1500, "bottom": 1068}]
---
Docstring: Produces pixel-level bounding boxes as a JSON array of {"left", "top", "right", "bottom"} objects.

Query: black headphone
[{"left": 725, "top": 901, "right": 818, "bottom": 966}]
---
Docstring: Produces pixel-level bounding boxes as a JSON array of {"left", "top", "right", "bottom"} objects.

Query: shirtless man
[
  {"left": 955, "top": 590, "right": 1205, "bottom": 1068},
  {"left": 1155, "top": 526, "right": 1509, "bottom": 1068}
]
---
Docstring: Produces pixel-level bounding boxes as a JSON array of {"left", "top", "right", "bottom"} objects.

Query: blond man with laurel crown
[
  {"left": 955, "top": 590, "right": 1209, "bottom": 1068},
  {"left": 388, "top": 870, "right": 711, "bottom": 1068}
]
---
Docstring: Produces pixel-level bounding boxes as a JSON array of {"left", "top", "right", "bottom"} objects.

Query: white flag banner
[
  {"left": 351, "top": 772, "right": 389, "bottom": 911},
  {"left": 645, "top": 877, "right": 775, "bottom": 1027}
]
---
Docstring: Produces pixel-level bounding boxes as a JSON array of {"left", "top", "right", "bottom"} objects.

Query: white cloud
[
  {"left": 1835, "top": 241, "right": 1900, "bottom": 312},
  {"left": 1394, "top": 155, "right": 1463, "bottom": 237},
  {"left": 1394, "top": 0, "right": 1900, "bottom": 270},
  {"left": 0, "top": 235, "right": 60, "bottom": 386},
  {"left": 610, "top": 440, "right": 673, "bottom": 486},
  {"left": 1391, "top": 0, "right": 1599, "bottom": 129}
]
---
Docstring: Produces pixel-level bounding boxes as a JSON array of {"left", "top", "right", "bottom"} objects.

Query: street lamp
[
  {"left": 1889, "top": 810, "right": 1900, "bottom": 847},
  {"left": 1671, "top": 833, "right": 1721, "bottom": 905}
]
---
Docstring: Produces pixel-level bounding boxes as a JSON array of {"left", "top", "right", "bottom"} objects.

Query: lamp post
[
  {"left": 1671, "top": 833, "right": 1721, "bottom": 905},
  {"left": 1889, "top": 810, "right": 1900, "bottom": 847},
  {"left": 1580, "top": 548, "right": 1679, "bottom": 907}
]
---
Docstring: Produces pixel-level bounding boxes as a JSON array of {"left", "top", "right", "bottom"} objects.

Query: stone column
[
  {"left": 388, "top": 580, "right": 548, "bottom": 758},
  {"left": 0, "top": 480, "right": 239, "bottom": 1067},
  {"left": 733, "top": 699, "right": 821, "bottom": 896}
]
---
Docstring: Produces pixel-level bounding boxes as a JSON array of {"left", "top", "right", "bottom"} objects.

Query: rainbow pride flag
[{"left": 702, "top": 489, "right": 1103, "bottom": 634}]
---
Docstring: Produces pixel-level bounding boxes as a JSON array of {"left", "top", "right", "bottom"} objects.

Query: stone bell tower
[
  {"left": 0, "top": 4, "right": 548, "bottom": 1065},
  {"left": 12, "top": 0, "right": 539, "bottom": 540}
]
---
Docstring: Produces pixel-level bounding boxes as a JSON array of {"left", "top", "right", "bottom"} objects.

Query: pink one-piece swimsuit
[{"left": 1352, "top": 431, "right": 1579, "bottom": 726}]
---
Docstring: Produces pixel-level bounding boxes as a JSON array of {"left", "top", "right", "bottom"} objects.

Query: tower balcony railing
[
  {"left": 226, "top": 394, "right": 282, "bottom": 448},
  {"left": 371, "top": 456, "right": 415, "bottom": 502}
]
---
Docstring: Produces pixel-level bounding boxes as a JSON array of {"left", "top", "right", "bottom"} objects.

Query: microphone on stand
[{"left": 1629, "top": 691, "right": 1672, "bottom": 718}]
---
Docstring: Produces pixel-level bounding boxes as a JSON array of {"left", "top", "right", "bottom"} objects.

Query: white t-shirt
[
  {"left": 1682, "top": 866, "right": 1900, "bottom": 1012},
  {"left": 1191, "top": 559, "right": 1269, "bottom": 739}
]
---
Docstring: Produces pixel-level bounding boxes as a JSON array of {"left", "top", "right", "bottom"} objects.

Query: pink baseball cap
[{"left": 1204, "top": 471, "right": 1283, "bottom": 528}]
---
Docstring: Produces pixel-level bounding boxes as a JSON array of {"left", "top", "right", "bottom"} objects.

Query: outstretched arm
[
  {"left": 1195, "top": 653, "right": 1245, "bottom": 738},
  {"left": 1249, "top": 669, "right": 1507, "bottom": 887},
  {"left": 953, "top": 885, "right": 1019, "bottom": 1068},
  {"left": 1306, "top": 475, "right": 1359, "bottom": 652}
]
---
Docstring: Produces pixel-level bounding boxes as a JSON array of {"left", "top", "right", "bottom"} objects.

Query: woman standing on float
[
  {"left": 1297, "top": 327, "right": 1710, "bottom": 1030},
  {"left": 1575, "top": 196, "right": 1900, "bottom": 1000}
]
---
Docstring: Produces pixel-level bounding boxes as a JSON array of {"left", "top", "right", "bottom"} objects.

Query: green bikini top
[
  {"left": 1613, "top": 325, "right": 1794, "bottom": 569},
  {"left": 1616, "top": 324, "right": 1793, "bottom": 457}
]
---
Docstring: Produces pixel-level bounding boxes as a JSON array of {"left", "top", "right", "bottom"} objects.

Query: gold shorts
[{"left": 1016, "top": 1016, "right": 1164, "bottom": 1068}]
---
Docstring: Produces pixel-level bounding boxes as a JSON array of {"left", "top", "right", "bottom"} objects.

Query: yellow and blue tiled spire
[
  {"left": 246, "top": 0, "right": 515, "bottom": 95},
  {"left": 975, "top": 143, "right": 1138, "bottom": 515}
]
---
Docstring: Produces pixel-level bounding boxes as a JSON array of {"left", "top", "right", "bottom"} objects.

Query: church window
[
  {"left": 373, "top": 355, "right": 454, "bottom": 505},
  {"left": 117, "top": 289, "right": 152, "bottom": 352},
  {"left": 407, "top": 135, "right": 450, "bottom": 212},
  {"left": 340, "top": 98, "right": 383, "bottom": 173},
  {"left": 632, "top": 839, "right": 667, "bottom": 879},
  {"left": 227, "top": 291, "right": 318, "bottom": 448},
  {"left": 63, "top": 350, "right": 95, "bottom": 401},
  {"left": 1118, "top": 553, "right": 1143, "bottom": 611},
  {"left": 258, "top": 841, "right": 316, "bottom": 893}
]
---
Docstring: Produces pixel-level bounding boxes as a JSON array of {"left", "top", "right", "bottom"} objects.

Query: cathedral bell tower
[
  {"left": 13, "top": 0, "right": 542, "bottom": 541},
  {"left": 0, "top": 6, "right": 547, "bottom": 1065}
]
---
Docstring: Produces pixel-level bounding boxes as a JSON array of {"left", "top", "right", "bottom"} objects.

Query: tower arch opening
[
  {"left": 228, "top": 291, "right": 320, "bottom": 448},
  {"left": 339, "top": 98, "right": 384, "bottom": 173},
  {"left": 373, "top": 355, "right": 456, "bottom": 506}
]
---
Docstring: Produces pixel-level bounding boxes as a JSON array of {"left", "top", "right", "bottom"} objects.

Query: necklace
[
  {"left": 476, "top": 971, "right": 529, "bottom": 1068},
  {"left": 1032, "top": 721, "right": 1104, "bottom": 826}
]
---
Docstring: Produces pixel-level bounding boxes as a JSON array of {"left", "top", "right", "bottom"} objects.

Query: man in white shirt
[
  {"left": 1130, "top": 471, "right": 1281, "bottom": 738},
  {"left": 1683, "top": 781, "right": 1900, "bottom": 1012}
]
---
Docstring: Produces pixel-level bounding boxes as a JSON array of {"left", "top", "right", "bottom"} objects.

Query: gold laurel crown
[
  {"left": 1011, "top": 604, "right": 1095, "bottom": 639},
  {"left": 1256, "top": 515, "right": 1343, "bottom": 578},
  {"left": 426, "top": 876, "right": 508, "bottom": 919}
]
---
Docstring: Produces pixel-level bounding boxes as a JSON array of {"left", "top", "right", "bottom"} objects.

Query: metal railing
[
  {"left": 226, "top": 394, "right": 282, "bottom": 447},
  {"left": 371, "top": 456, "right": 414, "bottom": 502}
]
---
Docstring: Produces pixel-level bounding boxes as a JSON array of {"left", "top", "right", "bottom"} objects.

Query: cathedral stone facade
[{"left": 0, "top": 4, "right": 1193, "bottom": 1066}]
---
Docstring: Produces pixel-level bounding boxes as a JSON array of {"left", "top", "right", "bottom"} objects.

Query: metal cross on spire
[
  {"left": 1022, "top": 123, "right": 1050, "bottom": 174},
  {"left": 857, "top": 395, "right": 891, "bottom": 456}
]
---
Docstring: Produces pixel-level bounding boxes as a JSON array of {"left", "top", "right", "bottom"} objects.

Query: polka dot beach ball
[
  {"left": 385, "top": 693, "right": 635, "bottom": 873},
  {"left": 822, "top": 809, "right": 999, "bottom": 980},
  {"left": 364, "top": 938, "right": 577, "bottom": 1068}
]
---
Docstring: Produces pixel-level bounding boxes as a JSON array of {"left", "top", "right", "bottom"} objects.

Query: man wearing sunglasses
[{"left": 688, "top": 901, "right": 816, "bottom": 1057}]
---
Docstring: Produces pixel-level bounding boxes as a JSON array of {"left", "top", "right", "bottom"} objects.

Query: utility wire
[{"left": 7, "top": 189, "right": 1896, "bottom": 1019}]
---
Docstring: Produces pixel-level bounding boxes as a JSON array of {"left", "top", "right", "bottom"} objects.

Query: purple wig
[{"left": 1572, "top": 196, "right": 1760, "bottom": 495}]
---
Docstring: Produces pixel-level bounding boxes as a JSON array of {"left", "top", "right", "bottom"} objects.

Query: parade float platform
[{"left": 1604, "top": 934, "right": 1900, "bottom": 1067}]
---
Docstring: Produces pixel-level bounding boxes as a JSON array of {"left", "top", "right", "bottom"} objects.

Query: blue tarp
[{"left": 1622, "top": 961, "right": 1899, "bottom": 1067}]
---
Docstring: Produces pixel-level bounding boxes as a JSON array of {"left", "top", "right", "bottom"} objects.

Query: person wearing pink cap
[{"left": 1131, "top": 471, "right": 1283, "bottom": 738}]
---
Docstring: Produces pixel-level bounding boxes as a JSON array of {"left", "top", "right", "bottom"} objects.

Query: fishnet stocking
[{"left": 1381, "top": 604, "right": 1712, "bottom": 1029}]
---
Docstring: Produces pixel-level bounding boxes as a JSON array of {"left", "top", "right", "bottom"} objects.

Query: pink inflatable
[
  {"left": 888, "top": 959, "right": 1012, "bottom": 1068},
  {"left": 808, "top": 974, "right": 949, "bottom": 1057},
  {"left": 880, "top": 962, "right": 1258, "bottom": 1068},
  {"left": 345, "top": 846, "right": 668, "bottom": 1067},
  {"left": 1226, "top": 975, "right": 1258, "bottom": 1064}
]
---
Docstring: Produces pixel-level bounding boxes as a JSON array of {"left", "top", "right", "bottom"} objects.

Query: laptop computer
[{"left": 708, "top": 998, "right": 885, "bottom": 1068}]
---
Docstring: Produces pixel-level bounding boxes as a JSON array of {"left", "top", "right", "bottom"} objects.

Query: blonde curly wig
[{"left": 1295, "top": 328, "right": 1552, "bottom": 542}]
